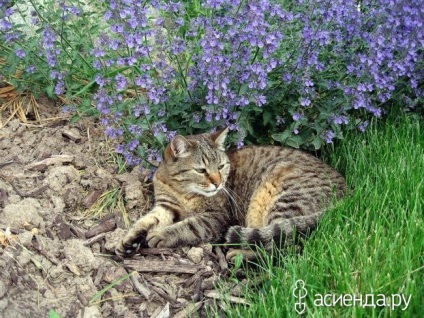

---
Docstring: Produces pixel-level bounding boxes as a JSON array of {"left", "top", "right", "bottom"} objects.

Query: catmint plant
[
  {"left": 1, "top": 0, "right": 423, "bottom": 169},
  {"left": 0, "top": 0, "right": 98, "bottom": 100}
]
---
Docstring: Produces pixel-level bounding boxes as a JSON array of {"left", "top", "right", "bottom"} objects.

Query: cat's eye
[
  {"left": 195, "top": 168, "right": 207, "bottom": 174},
  {"left": 218, "top": 164, "right": 225, "bottom": 170}
]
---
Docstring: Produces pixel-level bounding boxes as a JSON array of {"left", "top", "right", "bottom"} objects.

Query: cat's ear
[
  {"left": 164, "top": 135, "right": 192, "bottom": 160},
  {"left": 210, "top": 127, "right": 228, "bottom": 150}
]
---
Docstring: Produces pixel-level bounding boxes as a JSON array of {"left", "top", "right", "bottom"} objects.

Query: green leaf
[
  {"left": 286, "top": 135, "right": 302, "bottom": 148},
  {"left": 238, "top": 84, "right": 248, "bottom": 95},
  {"left": 81, "top": 98, "right": 92, "bottom": 108},
  {"left": 286, "top": 138, "right": 300, "bottom": 148},
  {"left": 49, "top": 309, "right": 61, "bottom": 318},
  {"left": 46, "top": 85, "right": 54, "bottom": 98},
  {"left": 234, "top": 254, "right": 243, "bottom": 269},
  {"left": 271, "top": 130, "right": 291, "bottom": 143},
  {"left": 311, "top": 136, "right": 323, "bottom": 150},
  {"left": 263, "top": 111, "right": 273, "bottom": 125},
  {"left": 70, "top": 114, "right": 81, "bottom": 124}
]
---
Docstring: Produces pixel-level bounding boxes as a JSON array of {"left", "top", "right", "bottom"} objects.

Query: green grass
[{"left": 224, "top": 115, "right": 424, "bottom": 317}]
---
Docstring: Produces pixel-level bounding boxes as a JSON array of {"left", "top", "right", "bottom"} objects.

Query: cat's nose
[{"left": 209, "top": 173, "right": 221, "bottom": 188}]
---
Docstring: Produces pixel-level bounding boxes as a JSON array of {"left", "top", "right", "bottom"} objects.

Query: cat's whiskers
[{"left": 222, "top": 187, "right": 243, "bottom": 220}]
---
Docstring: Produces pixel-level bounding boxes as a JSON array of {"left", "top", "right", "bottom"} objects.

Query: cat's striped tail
[{"left": 225, "top": 213, "right": 320, "bottom": 250}]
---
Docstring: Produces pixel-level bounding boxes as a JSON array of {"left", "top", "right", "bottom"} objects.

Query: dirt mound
[{"left": 0, "top": 113, "right": 251, "bottom": 317}]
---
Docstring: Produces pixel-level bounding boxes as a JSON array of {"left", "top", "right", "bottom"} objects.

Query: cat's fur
[{"left": 116, "top": 128, "right": 346, "bottom": 260}]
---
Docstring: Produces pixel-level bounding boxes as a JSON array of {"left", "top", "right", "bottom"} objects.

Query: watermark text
[{"left": 292, "top": 280, "right": 412, "bottom": 314}]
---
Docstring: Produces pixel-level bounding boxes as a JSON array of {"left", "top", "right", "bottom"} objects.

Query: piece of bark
[
  {"left": 11, "top": 182, "right": 48, "bottom": 198},
  {"left": 53, "top": 215, "right": 74, "bottom": 240},
  {"left": 77, "top": 285, "right": 89, "bottom": 306},
  {"left": 10, "top": 269, "right": 18, "bottom": 286},
  {"left": 204, "top": 290, "right": 250, "bottom": 305},
  {"left": 93, "top": 264, "right": 105, "bottom": 287},
  {"left": 126, "top": 296, "right": 144, "bottom": 304},
  {"left": 129, "top": 271, "right": 151, "bottom": 300},
  {"left": 82, "top": 190, "right": 103, "bottom": 208},
  {"left": 201, "top": 276, "right": 221, "bottom": 290},
  {"left": 85, "top": 215, "right": 116, "bottom": 238},
  {"left": 61, "top": 129, "right": 82, "bottom": 142},
  {"left": 0, "top": 159, "right": 15, "bottom": 168},
  {"left": 174, "top": 302, "right": 203, "bottom": 318},
  {"left": 151, "top": 302, "right": 170, "bottom": 318},
  {"left": 183, "top": 269, "right": 208, "bottom": 288},
  {"left": 151, "top": 286, "right": 178, "bottom": 306},
  {"left": 83, "top": 233, "right": 106, "bottom": 247},
  {"left": 65, "top": 263, "right": 81, "bottom": 276},
  {"left": 45, "top": 227, "right": 55, "bottom": 239},
  {"left": 69, "top": 224, "right": 86, "bottom": 239},
  {"left": 0, "top": 188, "right": 9, "bottom": 208},
  {"left": 123, "top": 259, "right": 204, "bottom": 274},
  {"left": 192, "top": 273, "right": 204, "bottom": 302},
  {"left": 27, "top": 155, "right": 74, "bottom": 171},
  {"left": 114, "top": 210, "right": 126, "bottom": 229},
  {"left": 0, "top": 226, "right": 25, "bottom": 234},
  {"left": 137, "top": 248, "right": 174, "bottom": 257}
]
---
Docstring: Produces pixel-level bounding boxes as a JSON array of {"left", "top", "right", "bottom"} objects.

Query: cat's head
[{"left": 159, "top": 128, "right": 230, "bottom": 197}]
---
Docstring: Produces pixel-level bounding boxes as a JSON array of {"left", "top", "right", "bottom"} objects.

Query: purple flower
[
  {"left": 115, "top": 74, "right": 128, "bottom": 90},
  {"left": 26, "top": 65, "right": 36, "bottom": 73},
  {"left": 300, "top": 98, "right": 311, "bottom": 107},
  {"left": 127, "top": 139, "right": 139, "bottom": 151},
  {"left": 55, "top": 80, "right": 65, "bottom": 94},
  {"left": 333, "top": 115, "right": 349, "bottom": 125},
  {"left": 322, "top": 130, "right": 335, "bottom": 144},
  {"left": 293, "top": 112, "right": 303, "bottom": 121},
  {"left": 0, "top": 19, "right": 13, "bottom": 31},
  {"left": 15, "top": 49, "right": 26, "bottom": 58},
  {"left": 358, "top": 120, "right": 369, "bottom": 132},
  {"left": 62, "top": 105, "right": 76, "bottom": 113}
]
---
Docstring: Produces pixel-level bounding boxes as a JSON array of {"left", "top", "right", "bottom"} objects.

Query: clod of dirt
[
  {"left": 3, "top": 198, "right": 44, "bottom": 229},
  {"left": 123, "top": 180, "right": 143, "bottom": 206},
  {"left": 15, "top": 248, "right": 32, "bottom": 267},
  {"left": 187, "top": 247, "right": 204, "bottom": 264},
  {"left": 81, "top": 166, "right": 119, "bottom": 191},
  {"left": 17, "top": 231, "right": 34, "bottom": 247},
  {"left": 0, "top": 280, "right": 7, "bottom": 298},
  {"left": 45, "top": 165, "right": 81, "bottom": 193},
  {"left": 77, "top": 306, "right": 102, "bottom": 318},
  {"left": 63, "top": 185, "right": 83, "bottom": 209},
  {"left": 104, "top": 228, "right": 127, "bottom": 253},
  {"left": 63, "top": 239, "right": 100, "bottom": 273},
  {"left": 0, "top": 298, "right": 8, "bottom": 311}
]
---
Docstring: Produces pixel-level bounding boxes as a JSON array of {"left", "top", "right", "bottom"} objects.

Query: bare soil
[{"left": 0, "top": 102, "right": 252, "bottom": 317}]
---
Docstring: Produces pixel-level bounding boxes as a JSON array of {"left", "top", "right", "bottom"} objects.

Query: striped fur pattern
[{"left": 115, "top": 128, "right": 346, "bottom": 260}]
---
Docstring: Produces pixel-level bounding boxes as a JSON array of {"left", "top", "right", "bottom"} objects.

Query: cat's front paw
[
  {"left": 115, "top": 231, "right": 147, "bottom": 258},
  {"left": 146, "top": 229, "right": 176, "bottom": 248}
]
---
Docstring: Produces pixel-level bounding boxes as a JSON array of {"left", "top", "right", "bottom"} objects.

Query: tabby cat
[{"left": 116, "top": 128, "right": 346, "bottom": 260}]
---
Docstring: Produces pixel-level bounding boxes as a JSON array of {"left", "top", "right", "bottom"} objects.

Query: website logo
[{"left": 293, "top": 279, "right": 308, "bottom": 314}]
